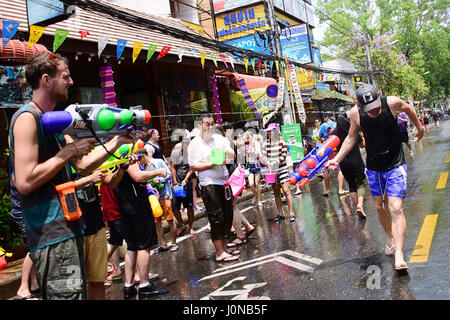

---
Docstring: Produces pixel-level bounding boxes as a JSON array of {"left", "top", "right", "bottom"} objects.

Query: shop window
[
  {"left": 162, "top": 89, "right": 208, "bottom": 144},
  {"left": 0, "top": 64, "right": 31, "bottom": 108}
]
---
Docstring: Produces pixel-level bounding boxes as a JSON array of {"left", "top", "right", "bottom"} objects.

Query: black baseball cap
[{"left": 356, "top": 84, "right": 381, "bottom": 112}]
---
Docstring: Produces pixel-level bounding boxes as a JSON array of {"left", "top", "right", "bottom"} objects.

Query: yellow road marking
[
  {"left": 436, "top": 172, "right": 448, "bottom": 189},
  {"left": 445, "top": 155, "right": 450, "bottom": 163},
  {"left": 409, "top": 214, "right": 439, "bottom": 263}
]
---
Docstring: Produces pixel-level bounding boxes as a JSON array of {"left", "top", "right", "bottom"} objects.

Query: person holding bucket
[
  {"left": 261, "top": 123, "right": 296, "bottom": 222},
  {"left": 188, "top": 114, "right": 239, "bottom": 263}
]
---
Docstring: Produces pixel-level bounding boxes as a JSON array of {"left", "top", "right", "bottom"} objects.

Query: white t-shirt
[{"left": 188, "top": 134, "right": 232, "bottom": 186}]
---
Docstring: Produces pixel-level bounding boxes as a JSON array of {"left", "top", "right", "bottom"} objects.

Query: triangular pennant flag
[
  {"left": 281, "top": 61, "right": 285, "bottom": 69},
  {"left": 257, "top": 60, "right": 262, "bottom": 72},
  {"left": 53, "top": 29, "right": 69, "bottom": 52},
  {"left": 200, "top": 52, "right": 206, "bottom": 69},
  {"left": 219, "top": 54, "right": 228, "bottom": 68},
  {"left": 117, "top": 39, "right": 127, "bottom": 60},
  {"left": 269, "top": 60, "right": 274, "bottom": 71},
  {"left": 2, "top": 20, "right": 20, "bottom": 48},
  {"left": 78, "top": 30, "right": 90, "bottom": 40},
  {"left": 132, "top": 42, "right": 144, "bottom": 63},
  {"left": 146, "top": 44, "right": 157, "bottom": 62},
  {"left": 98, "top": 37, "right": 108, "bottom": 57},
  {"left": 190, "top": 49, "right": 199, "bottom": 59},
  {"left": 210, "top": 53, "right": 218, "bottom": 67},
  {"left": 275, "top": 60, "right": 279, "bottom": 72},
  {"left": 177, "top": 48, "right": 185, "bottom": 63},
  {"left": 229, "top": 57, "right": 235, "bottom": 70},
  {"left": 157, "top": 46, "right": 171, "bottom": 60},
  {"left": 250, "top": 59, "right": 255, "bottom": 70},
  {"left": 28, "top": 25, "right": 45, "bottom": 48},
  {"left": 244, "top": 58, "right": 249, "bottom": 72}
]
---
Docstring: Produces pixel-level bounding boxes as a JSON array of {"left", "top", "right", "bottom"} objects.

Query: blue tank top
[{"left": 9, "top": 105, "right": 84, "bottom": 252}]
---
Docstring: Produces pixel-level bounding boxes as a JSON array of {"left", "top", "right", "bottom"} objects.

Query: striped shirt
[{"left": 262, "top": 137, "right": 288, "bottom": 171}]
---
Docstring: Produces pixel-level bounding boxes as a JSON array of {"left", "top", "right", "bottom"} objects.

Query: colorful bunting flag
[
  {"left": 229, "top": 57, "right": 235, "bottom": 70},
  {"left": 78, "top": 30, "right": 90, "bottom": 40},
  {"left": 250, "top": 59, "right": 255, "bottom": 70},
  {"left": 210, "top": 53, "right": 218, "bottom": 67},
  {"left": 117, "top": 39, "right": 127, "bottom": 60},
  {"left": 200, "top": 52, "right": 206, "bottom": 69},
  {"left": 244, "top": 58, "right": 249, "bottom": 72},
  {"left": 177, "top": 48, "right": 184, "bottom": 63},
  {"left": 275, "top": 60, "right": 279, "bottom": 72},
  {"left": 132, "top": 42, "right": 143, "bottom": 63},
  {"left": 53, "top": 29, "right": 69, "bottom": 53},
  {"left": 219, "top": 54, "right": 228, "bottom": 68},
  {"left": 146, "top": 44, "right": 157, "bottom": 62},
  {"left": 98, "top": 37, "right": 108, "bottom": 57},
  {"left": 28, "top": 25, "right": 45, "bottom": 48},
  {"left": 269, "top": 60, "right": 274, "bottom": 71},
  {"left": 257, "top": 60, "right": 262, "bottom": 72},
  {"left": 237, "top": 78, "right": 260, "bottom": 120},
  {"left": 190, "top": 49, "right": 199, "bottom": 59},
  {"left": 2, "top": 20, "right": 19, "bottom": 48},
  {"left": 157, "top": 46, "right": 171, "bottom": 60}
]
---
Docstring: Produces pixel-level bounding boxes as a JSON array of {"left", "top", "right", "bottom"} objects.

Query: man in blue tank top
[
  {"left": 329, "top": 84, "right": 424, "bottom": 274},
  {"left": 10, "top": 52, "right": 143, "bottom": 299}
]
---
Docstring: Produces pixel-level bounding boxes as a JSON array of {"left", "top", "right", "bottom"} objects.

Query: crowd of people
[{"left": 8, "top": 51, "right": 436, "bottom": 301}]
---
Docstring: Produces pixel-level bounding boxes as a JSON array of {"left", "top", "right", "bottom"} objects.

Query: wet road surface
[{"left": 106, "top": 120, "right": 449, "bottom": 301}]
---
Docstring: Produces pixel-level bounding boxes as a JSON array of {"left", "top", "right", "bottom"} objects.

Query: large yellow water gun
[{"left": 0, "top": 247, "right": 12, "bottom": 270}]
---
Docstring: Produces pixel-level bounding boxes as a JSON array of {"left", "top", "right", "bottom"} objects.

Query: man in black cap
[{"left": 328, "top": 84, "right": 424, "bottom": 274}]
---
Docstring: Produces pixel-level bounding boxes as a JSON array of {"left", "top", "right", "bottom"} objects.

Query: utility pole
[{"left": 265, "top": 0, "right": 282, "bottom": 73}]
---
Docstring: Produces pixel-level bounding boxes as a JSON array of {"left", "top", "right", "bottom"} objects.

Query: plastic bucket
[
  {"left": 174, "top": 185, "right": 186, "bottom": 197},
  {"left": 211, "top": 149, "right": 226, "bottom": 165},
  {"left": 265, "top": 172, "right": 277, "bottom": 184}
]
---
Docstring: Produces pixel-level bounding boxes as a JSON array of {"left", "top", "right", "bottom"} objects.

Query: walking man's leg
[
  {"left": 388, "top": 196, "right": 408, "bottom": 269},
  {"left": 373, "top": 195, "right": 395, "bottom": 255}
]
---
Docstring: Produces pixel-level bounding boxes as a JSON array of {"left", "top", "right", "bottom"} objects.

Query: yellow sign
[
  {"left": 297, "top": 68, "right": 316, "bottom": 88},
  {"left": 215, "top": 4, "right": 270, "bottom": 41}
]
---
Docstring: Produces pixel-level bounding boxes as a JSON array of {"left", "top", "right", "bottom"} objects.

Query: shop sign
[
  {"left": 280, "top": 24, "right": 312, "bottom": 64},
  {"left": 212, "top": 0, "right": 260, "bottom": 14},
  {"left": 216, "top": 5, "right": 270, "bottom": 41},
  {"left": 281, "top": 124, "right": 304, "bottom": 162},
  {"left": 223, "top": 34, "right": 271, "bottom": 54},
  {"left": 297, "top": 68, "right": 316, "bottom": 89}
]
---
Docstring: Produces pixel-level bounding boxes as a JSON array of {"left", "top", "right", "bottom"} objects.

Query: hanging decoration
[
  {"left": 257, "top": 60, "right": 262, "bottom": 72},
  {"left": 200, "top": 51, "right": 206, "bottom": 69},
  {"left": 250, "top": 59, "right": 255, "bottom": 71},
  {"left": 28, "top": 25, "right": 45, "bottom": 48},
  {"left": 190, "top": 49, "right": 199, "bottom": 59},
  {"left": 244, "top": 58, "right": 249, "bottom": 72},
  {"left": 2, "top": 20, "right": 20, "bottom": 48},
  {"left": 237, "top": 78, "right": 260, "bottom": 120},
  {"left": 210, "top": 53, "right": 218, "bottom": 67},
  {"left": 228, "top": 57, "right": 235, "bottom": 70},
  {"left": 177, "top": 48, "right": 184, "bottom": 63},
  {"left": 219, "top": 54, "right": 228, "bottom": 68},
  {"left": 274, "top": 60, "right": 279, "bottom": 72},
  {"left": 98, "top": 37, "right": 108, "bottom": 57},
  {"left": 132, "top": 42, "right": 143, "bottom": 63},
  {"left": 146, "top": 44, "right": 157, "bottom": 62},
  {"left": 157, "top": 45, "right": 171, "bottom": 60},
  {"left": 210, "top": 74, "right": 223, "bottom": 124},
  {"left": 99, "top": 65, "right": 117, "bottom": 107},
  {"left": 53, "top": 29, "right": 69, "bottom": 53},
  {"left": 117, "top": 39, "right": 127, "bottom": 60},
  {"left": 289, "top": 65, "right": 306, "bottom": 123},
  {"left": 78, "top": 30, "right": 90, "bottom": 40}
]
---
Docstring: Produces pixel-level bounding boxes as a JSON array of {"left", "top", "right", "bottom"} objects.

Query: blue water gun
[{"left": 289, "top": 135, "right": 340, "bottom": 188}]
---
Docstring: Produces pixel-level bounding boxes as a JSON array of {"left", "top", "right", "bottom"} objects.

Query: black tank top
[
  {"left": 359, "top": 96, "right": 405, "bottom": 171},
  {"left": 146, "top": 141, "right": 164, "bottom": 160}
]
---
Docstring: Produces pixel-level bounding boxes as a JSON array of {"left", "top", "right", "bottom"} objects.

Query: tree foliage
[{"left": 315, "top": 0, "right": 449, "bottom": 104}]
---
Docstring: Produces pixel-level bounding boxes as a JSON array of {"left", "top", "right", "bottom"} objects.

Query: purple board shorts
[{"left": 365, "top": 164, "right": 407, "bottom": 199}]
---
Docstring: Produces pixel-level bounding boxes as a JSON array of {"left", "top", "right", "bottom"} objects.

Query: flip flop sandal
[
  {"left": 246, "top": 226, "right": 256, "bottom": 237},
  {"left": 395, "top": 265, "right": 409, "bottom": 276},
  {"left": 227, "top": 249, "right": 240, "bottom": 255},
  {"left": 355, "top": 209, "right": 366, "bottom": 219},
  {"left": 176, "top": 227, "right": 187, "bottom": 237},
  {"left": 226, "top": 237, "right": 247, "bottom": 248},
  {"left": 289, "top": 216, "right": 297, "bottom": 222},
  {"left": 16, "top": 295, "right": 39, "bottom": 300},
  {"left": 216, "top": 254, "right": 239, "bottom": 263},
  {"left": 385, "top": 244, "right": 395, "bottom": 256}
]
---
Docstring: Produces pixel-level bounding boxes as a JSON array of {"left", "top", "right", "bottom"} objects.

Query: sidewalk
[{"left": 0, "top": 184, "right": 273, "bottom": 300}]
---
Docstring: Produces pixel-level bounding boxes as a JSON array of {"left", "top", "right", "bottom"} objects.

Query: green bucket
[{"left": 210, "top": 149, "right": 226, "bottom": 165}]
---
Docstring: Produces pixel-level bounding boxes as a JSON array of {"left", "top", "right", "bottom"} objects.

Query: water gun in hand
[
  {"left": 289, "top": 135, "right": 340, "bottom": 188},
  {"left": 146, "top": 183, "right": 163, "bottom": 218},
  {"left": 0, "top": 247, "right": 12, "bottom": 270},
  {"left": 95, "top": 140, "right": 144, "bottom": 171},
  {"left": 41, "top": 104, "right": 151, "bottom": 139}
]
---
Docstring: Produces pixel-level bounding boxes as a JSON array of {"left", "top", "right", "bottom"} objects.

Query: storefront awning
[
  {"left": 311, "top": 88, "right": 355, "bottom": 103},
  {"left": 217, "top": 71, "right": 277, "bottom": 89}
]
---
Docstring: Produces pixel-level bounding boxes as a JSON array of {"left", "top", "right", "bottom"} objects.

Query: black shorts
[
  {"left": 11, "top": 215, "right": 28, "bottom": 247},
  {"left": 121, "top": 213, "right": 157, "bottom": 251},
  {"left": 201, "top": 184, "right": 233, "bottom": 241},
  {"left": 173, "top": 180, "right": 194, "bottom": 211},
  {"left": 107, "top": 219, "right": 127, "bottom": 247},
  {"left": 345, "top": 174, "right": 367, "bottom": 196},
  {"left": 400, "top": 131, "right": 409, "bottom": 143}
]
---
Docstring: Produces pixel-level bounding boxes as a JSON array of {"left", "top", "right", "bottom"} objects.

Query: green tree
[{"left": 315, "top": 0, "right": 448, "bottom": 102}]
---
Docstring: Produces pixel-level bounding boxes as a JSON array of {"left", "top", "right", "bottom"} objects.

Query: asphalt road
[{"left": 106, "top": 119, "right": 449, "bottom": 301}]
